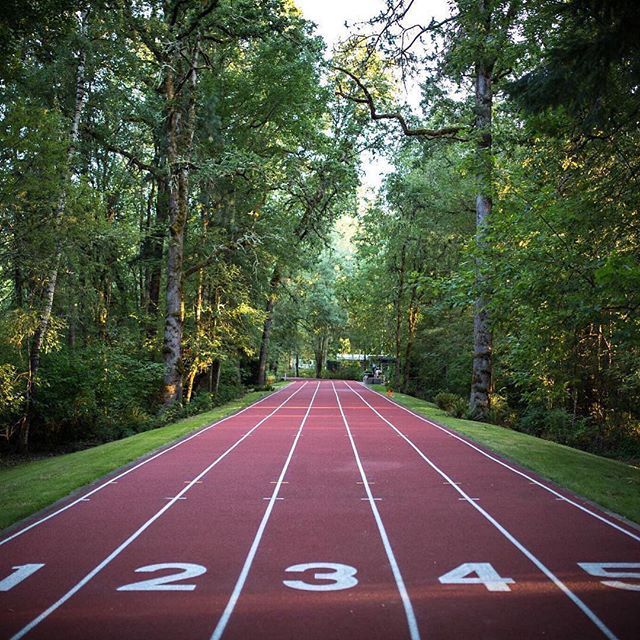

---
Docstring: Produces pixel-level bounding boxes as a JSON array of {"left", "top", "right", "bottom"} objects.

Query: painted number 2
[
  {"left": 283, "top": 563, "right": 359, "bottom": 592},
  {"left": 117, "top": 563, "right": 207, "bottom": 591}
]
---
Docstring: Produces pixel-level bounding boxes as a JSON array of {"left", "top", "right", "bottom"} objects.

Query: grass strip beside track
[
  {"left": 371, "top": 385, "right": 640, "bottom": 525},
  {"left": 0, "top": 384, "right": 288, "bottom": 531}
]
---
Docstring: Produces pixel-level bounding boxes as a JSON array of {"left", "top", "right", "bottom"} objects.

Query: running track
[{"left": 1, "top": 381, "right": 638, "bottom": 639}]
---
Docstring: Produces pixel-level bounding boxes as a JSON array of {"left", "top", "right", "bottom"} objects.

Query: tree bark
[
  {"left": 394, "top": 242, "right": 407, "bottom": 384},
  {"left": 209, "top": 359, "right": 222, "bottom": 394},
  {"left": 162, "top": 34, "right": 199, "bottom": 405},
  {"left": 401, "top": 283, "right": 419, "bottom": 392},
  {"left": 146, "top": 174, "right": 169, "bottom": 328},
  {"left": 314, "top": 335, "right": 328, "bottom": 378},
  {"left": 21, "top": 8, "right": 89, "bottom": 450},
  {"left": 257, "top": 266, "right": 281, "bottom": 387},
  {"left": 468, "top": 9, "right": 495, "bottom": 420}
]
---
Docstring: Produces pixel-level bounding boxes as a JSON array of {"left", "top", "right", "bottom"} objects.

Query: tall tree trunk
[
  {"left": 185, "top": 270, "right": 204, "bottom": 404},
  {"left": 394, "top": 242, "right": 407, "bottom": 384},
  {"left": 146, "top": 174, "right": 169, "bottom": 331},
  {"left": 257, "top": 266, "right": 281, "bottom": 387},
  {"left": 401, "top": 283, "right": 419, "bottom": 392},
  {"left": 21, "top": 8, "right": 89, "bottom": 451},
  {"left": 162, "top": 36, "right": 199, "bottom": 405},
  {"left": 314, "top": 335, "right": 328, "bottom": 378},
  {"left": 468, "top": 23, "right": 495, "bottom": 419},
  {"left": 208, "top": 359, "right": 222, "bottom": 394},
  {"left": 161, "top": 89, "right": 184, "bottom": 404}
]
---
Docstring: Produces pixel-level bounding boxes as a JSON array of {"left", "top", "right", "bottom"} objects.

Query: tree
[{"left": 334, "top": 0, "right": 526, "bottom": 418}]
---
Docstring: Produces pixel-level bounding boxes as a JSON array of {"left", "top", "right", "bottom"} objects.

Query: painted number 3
[{"left": 283, "top": 563, "right": 359, "bottom": 592}]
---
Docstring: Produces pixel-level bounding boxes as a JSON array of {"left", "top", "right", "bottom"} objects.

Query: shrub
[
  {"left": 434, "top": 392, "right": 460, "bottom": 413},
  {"left": 0, "top": 363, "right": 25, "bottom": 442},
  {"left": 486, "top": 394, "right": 517, "bottom": 427},
  {"left": 35, "top": 344, "right": 163, "bottom": 446},
  {"left": 447, "top": 396, "right": 469, "bottom": 418},
  {"left": 517, "top": 406, "right": 598, "bottom": 449}
]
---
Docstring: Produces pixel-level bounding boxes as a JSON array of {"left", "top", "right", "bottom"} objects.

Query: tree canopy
[{"left": 1, "top": 0, "right": 638, "bottom": 462}]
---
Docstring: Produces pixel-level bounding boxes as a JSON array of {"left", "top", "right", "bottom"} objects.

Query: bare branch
[
  {"left": 333, "top": 66, "right": 465, "bottom": 140},
  {"left": 84, "top": 125, "right": 162, "bottom": 178},
  {"left": 177, "top": 0, "right": 222, "bottom": 41}
]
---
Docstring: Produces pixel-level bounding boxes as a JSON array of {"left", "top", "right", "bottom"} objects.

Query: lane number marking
[
  {"left": 5, "top": 560, "right": 638, "bottom": 595},
  {"left": 283, "top": 563, "right": 358, "bottom": 592},
  {"left": 0, "top": 564, "right": 45, "bottom": 592},
  {"left": 117, "top": 563, "right": 207, "bottom": 591},
  {"left": 438, "top": 563, "right": 515, "bottom": 592},
  {"left": 578, "top": 563, "right": 640, "bottom": 591}
]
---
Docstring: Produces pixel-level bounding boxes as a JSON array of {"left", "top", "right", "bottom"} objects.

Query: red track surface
[{"left": 1, "top": 380, "right": 639, "bottom": 639}]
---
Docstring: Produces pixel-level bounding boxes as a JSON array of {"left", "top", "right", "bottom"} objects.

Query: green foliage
[
  {"left": 434, "top": 392, "right": 468, "bottom": 418},
  {"left": 0, "top": 363, "right": 25, "bottom": 440},
  {"left": 434, "top": 392, "right": 461, "bottom": 412},
  {"left": 517, "top": 406, "right": 598, "bottom": 451},
  {"left": 34, "top": 345, "right": 164, "bottom": 446}
]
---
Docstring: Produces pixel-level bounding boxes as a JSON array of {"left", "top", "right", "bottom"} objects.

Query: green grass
[
  {"left": 371, "top": 385, "right": 640, "bottom": 525},
  {"left": 0, "top": 384, "right": 288, "bottom": 532}
]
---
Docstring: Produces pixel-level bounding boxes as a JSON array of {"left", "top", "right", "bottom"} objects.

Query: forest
[{"left": 1, "top": 0, "right": 639, "bottom": 463}]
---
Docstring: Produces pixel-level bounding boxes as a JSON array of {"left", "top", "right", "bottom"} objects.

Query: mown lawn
[
  {"left": 371, "top": 385, "right": 640, "bottom": 525},
  {"left": 0, "top": 384, "right": 287, "bottom": 532}
]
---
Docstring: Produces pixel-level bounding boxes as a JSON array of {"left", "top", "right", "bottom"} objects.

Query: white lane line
[
  {"left": 0, "top": 383, "right": 296, "bottom": 547},
  {"left": 332, "top": 382, "right": 421, "bottom": 640},
  {"left": 350, "top": 382, "right": 640, "bottom": 544},
  {"left": 210, "top": 382, "right": 321, "bottom": 640},
  {"left": 344, "top": 384, "right": 619, "bottom": 640},
  {"left": 9, "top": 382, "right": 309, "bottom": 640}
]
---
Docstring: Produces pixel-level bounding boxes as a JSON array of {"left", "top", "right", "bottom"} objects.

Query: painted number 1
[
  {"left": 0, "top": 564, "right": 45, "bottom": 592},
  {"left": 283, "top": 563, "right": 359, "bottom": 591}
]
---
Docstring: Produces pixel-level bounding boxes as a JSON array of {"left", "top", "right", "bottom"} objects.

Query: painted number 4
[{"left": 439, "top": 563, "right": 514, "bottom": 592}]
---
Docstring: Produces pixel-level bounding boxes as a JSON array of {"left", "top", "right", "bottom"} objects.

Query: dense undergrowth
[
  {"left": 0, "top": 344, "right": 246, "bottom": 454},
  {"left": 431, "top": 390, "right": 640, "bottom": 463}
]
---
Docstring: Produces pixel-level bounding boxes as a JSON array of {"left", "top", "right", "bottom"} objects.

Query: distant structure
[{"left": 334, "top": 353, "right": 394, "bottom": 384}]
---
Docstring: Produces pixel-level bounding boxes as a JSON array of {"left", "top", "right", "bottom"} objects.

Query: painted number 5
[
  {"left": 578, "top": 563, "right": 640, "bottom": 592},
  {"left": 283, "top": 563, "right": 358, "bottom": 592}
]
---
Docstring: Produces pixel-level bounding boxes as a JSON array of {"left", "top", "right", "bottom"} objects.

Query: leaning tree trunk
[
  {"left": 468, "top": 51, "right": 494, "bottom": 419},
  {"left": 257, "top": 266, "right": 281, "bottom": 387},
  {"left": 21, "top": 8, "right": 89, "bottom": 451}
]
